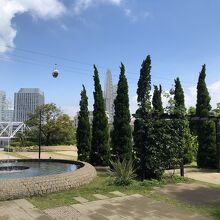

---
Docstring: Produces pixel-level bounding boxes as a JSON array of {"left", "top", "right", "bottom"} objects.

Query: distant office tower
[
  {"left": 104, "top": 70, "right": 117, "bottom": 123},
  {"left": 4, "top": 99, "right": 14, "bottom": 122},
  {"left": 0, "top": 91, "right": 6, "bottom": 121},
  {"left": 0, "top": 91, "right": 14, "bottom": 121},
  {"left": 14, "top": 88, "right": 45, "bottom": 122}
]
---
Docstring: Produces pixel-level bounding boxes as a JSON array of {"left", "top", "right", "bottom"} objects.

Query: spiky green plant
[{"left": 109, "top": 158, "right": 136, "bottom": 186}]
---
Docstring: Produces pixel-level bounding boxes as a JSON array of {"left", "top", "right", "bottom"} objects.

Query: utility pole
[{"left": 38, "top": 109, "right": 42, "bottom": 160}]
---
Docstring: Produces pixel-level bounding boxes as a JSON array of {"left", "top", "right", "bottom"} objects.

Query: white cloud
[
  {"left": 73, "top": 0, "right": 122, "bottom": 14},
  {"left": 0, "top": 0, "right": 66, "bottom": 53},
  {"left": 61, "top": 105, "right": 79, "bottom": 117},
  {"left": 124, "top": 8, "right": 137, "bottom": 22},
  {"left": 185, "top": 81, "right": 220, "bottom": 109}
]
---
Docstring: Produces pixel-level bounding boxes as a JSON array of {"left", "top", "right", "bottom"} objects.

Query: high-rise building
[
  {"left": 0, "top": 90, "right": 13, "bottom": 121},
  {"left": 0, "top": 91, "right": 6, "bottom": 121},
  {"left": 14, "top": 88, "right": 45, "bottom": 122},
  {"left": 104, "top": 70, "right": 117, "bottom": 123}
]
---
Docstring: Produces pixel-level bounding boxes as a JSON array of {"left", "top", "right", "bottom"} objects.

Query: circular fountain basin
[
  {"left": 0, "top": 160, "right": 78, "bottom": 179},
  {"left": 0, "top": 159, "right": 97, "bottom": 200}
]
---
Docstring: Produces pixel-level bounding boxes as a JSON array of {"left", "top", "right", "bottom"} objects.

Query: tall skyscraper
[
  {"left": 14, "top": 88, "right": 45, "bottom": 122},
  {"left": 104, "top": 70, "right": 117, "bottom": 123},
  {"left": 0, "top": 91, "right": 6, "bottom": 121}
]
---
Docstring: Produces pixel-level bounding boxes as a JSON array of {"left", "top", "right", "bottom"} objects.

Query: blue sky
[{"left": 1, "top": 0, "right": 220, "bottom": 116}]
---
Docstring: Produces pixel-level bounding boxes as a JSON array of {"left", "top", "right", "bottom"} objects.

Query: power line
[{"left": 0, "top": 44, "right": 194, "bottom": 86}]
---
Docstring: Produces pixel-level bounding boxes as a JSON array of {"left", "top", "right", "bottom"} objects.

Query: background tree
[
  {"left": 91, "top": 65, "right": 110, "bottom": 166},
  {"left": 196, "top": 65, "right": 217, "bottom": 168},
  {"left": 213, "top": 103, "right": 220, "bottom": 116},
  {"left": 76, "top": 85, "right": 91, "bottom": 162},
  {"left": 25, "top": 103, "right": 76, "bottom": 146},
  {"left": 111, "top": 63, "right": 132, "bottom": 161},
  {"left": 152, "top": 85, "right": 163, "bottom": 114}
]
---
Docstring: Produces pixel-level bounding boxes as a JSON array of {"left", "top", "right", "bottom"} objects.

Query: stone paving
[
  {"left": 0, "top": 199, "right": 51, "bottom": 220},
  {"left": 44, "top": 194, "right": 210, "bottom": 220},
  {"left": 154, "top": 182, "right": 220, "bottom": 205},
  {"left": 0, "top": 191, "right": 213, "bottom": 220}
]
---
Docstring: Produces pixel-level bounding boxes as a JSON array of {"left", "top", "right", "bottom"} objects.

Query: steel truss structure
[{"left": 0, "top": 122, "right": 28, "bottom": 140}]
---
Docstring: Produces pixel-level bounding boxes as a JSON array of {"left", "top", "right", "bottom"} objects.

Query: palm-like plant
[{"left": 109, "top": 158, "right": 136, "bottom": 186}]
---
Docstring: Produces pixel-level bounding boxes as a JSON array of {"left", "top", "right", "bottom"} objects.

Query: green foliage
[
  {"left": 152, "top": 85, "right": 163, "bottom": 114},
  {"left": 188, "top": 106, "right": 197, "bottom": 135},
  {"left": 213, "top": 103, "right": 220, "bottom": 116},
  {"left": 183, "top": 120, "right": 198, "bottom": 164},
  {"left": 197, "top": 121, "right": 217, "bottom": 168},
  {"left": 76, "top": 85, "right": 91, "bottom": 162},
  {"left": 196, "top": 64, "right": 211, "bottom": 117},
  {"left": 11, "top": 132, "right": 33, "bottom": 147},
  {"left": 109, "top": 158, "right": 136, "bottom": 186},
  {"left": 91, "top": 65, "right": 110, "bottom": 166},
  {"left": 174, "top": 77, "right": 185, "bottom": 115},
  {"left": 137, "top": 55, "right": 152, "bottom": 112},
  {"left": 134, "top": 55, "right": 153, "bottom": 180},
  {"left": 196, "top": 65, "right": 217, "bottom": 168},
  {"left": 25, "top": 103, "right": 75, "bottom": 146},
  {"left": 111, "top": 63, "right": 132, "bottom": 161}
]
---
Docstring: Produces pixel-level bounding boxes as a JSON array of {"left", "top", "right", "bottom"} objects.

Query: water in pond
[{"left": 0, "top": 161, "right": 79, "bottom": 179}]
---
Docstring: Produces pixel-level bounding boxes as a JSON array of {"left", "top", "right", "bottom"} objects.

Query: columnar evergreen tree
[
  {"left": 173, "top": 77, "right": 197, "bottom": 165},
  {"left": 91, "top": 65, "right": 110, "bottom": 166},
  {"left": 133, "top": 55, "right": 153, "bottom": 180},
  {"left": 174, "top": 77, "right": 185, "bottom": 113},
  {"left": 196, "top": 64, "right": 217, "bottom": 168},
  {"left": 76, "top": 85, "right": 91, "bottom": 162},
  {"left": 136, "top": 55, "right": 152, "bottom": 113},
  {"left": 111, "top": 63, "right": 132, "bottom": 161},
  {"left": 152, "top": 85, "right": 163, "bottom": 114}
]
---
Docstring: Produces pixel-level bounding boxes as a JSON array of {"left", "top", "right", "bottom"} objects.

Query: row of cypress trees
[
  {"left": 77, "top": 56, "right": 218, "bottom": 178},
  {"left": 77, "top": 63, "right": 132, "bottom": 166}
]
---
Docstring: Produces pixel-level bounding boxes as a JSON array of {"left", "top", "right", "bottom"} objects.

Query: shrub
[{"left": 109, "top": 158, "right": 136, "bottom": 186}]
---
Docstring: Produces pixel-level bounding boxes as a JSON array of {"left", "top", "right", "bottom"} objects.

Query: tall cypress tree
[
  {"left": 196, "top": 65, "right": 217, "bottom": 168},
  {"left": 152, "top": 85, "right": 163, "bottom": 114},
  {"left": 76, "top": 85, "right": 91, "bottom": 162},
  {"left": 174, "top": 77, "right": 185, "bottom": 113},
  {"left": 137, "top": 55, "right": 152, "bottom": 113},
  {"left": 133, "top": 55, "right": 152, "bottom": 180},
  {"left": 91, "top": 65, "right": 110, "bottom": 166},
  {"left": 111, "top": 63, "right": 132, "bottom": 161}
]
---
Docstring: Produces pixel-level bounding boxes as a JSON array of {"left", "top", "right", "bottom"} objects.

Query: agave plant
[{"left": 109, "top": 158, "right": 136, "bottom": 186}]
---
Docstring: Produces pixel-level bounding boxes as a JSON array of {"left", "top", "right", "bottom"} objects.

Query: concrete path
[
  {"left": 167, "top": 167, "right": 220, "bottom": 186},
  {"left": 0, "top": 151, "right": 77, "bottom": 160},
  {"left": 154, "top": 182, "right": 220, "bottom": 205},
  {"left": 15, "top": 151, "right": 77, "bottom": 160},
  {"left": 0, "top": 199, "right": 51, "bottom": 220},
  {"left": 0, "top": 192, "right": 212, "bottom": 220},
  {"left": 44, "top": 194, "right": 210, "bottom": 220},
  {"left": 0, "top": 151, "right": 18, "bottom": 160}
]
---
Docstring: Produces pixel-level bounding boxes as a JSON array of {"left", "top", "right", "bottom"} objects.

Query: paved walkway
[
  {"left": 166, "top": 167, "right": 220, "bottom": 186},
  {"left": 0, "top": 194, "right": 210, "bottom": 220},
  {"left": 46, "top": 193, "right": 210, "bottom": 220},
  {"left": 0, "top": 199, "right": 51, "bottom": 220},
  {"left": 154, "top": 182, "right": 220, "bottom": 205},
  {"left": 0, "top": 150, "right": 77, "bottom": 160}
]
